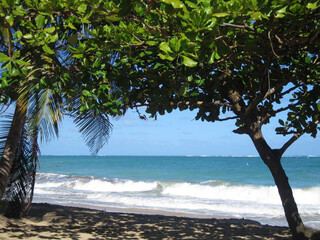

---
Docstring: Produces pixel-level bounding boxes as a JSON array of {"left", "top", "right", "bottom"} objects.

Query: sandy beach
[{"left": 0, "top": 203, "right": 291, "bottom": 239}]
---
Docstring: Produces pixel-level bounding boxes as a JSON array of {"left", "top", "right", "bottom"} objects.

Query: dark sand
[{"left": 0, "top": 203, "right": 291, "bottom": 239}]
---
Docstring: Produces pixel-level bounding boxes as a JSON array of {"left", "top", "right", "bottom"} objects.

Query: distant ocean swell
[{"left": 33, "top": 173, "right": 320, "bottom": 229}]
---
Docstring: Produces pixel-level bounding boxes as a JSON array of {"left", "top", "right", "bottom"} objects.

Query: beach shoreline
[{"left": 0, "top": 203, "right": 291, "bottom": 239}]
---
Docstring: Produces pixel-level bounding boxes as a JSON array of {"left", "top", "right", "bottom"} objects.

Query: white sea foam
[
  {"left": 73, "top": 179, "right": 158, "bottom": 192},
  {"left": 33, "top": 173, "right": 320, "bottom": 229},
  {"left": 162, "top": 183, "right": 282, "bottom": 204}
]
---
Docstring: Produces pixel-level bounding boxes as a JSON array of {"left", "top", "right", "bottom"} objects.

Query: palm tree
[
  {"left": 0, "top": 81, "right": 112, "bottom": 217},
  {"left": 0, "top": 83, "right": 64, "bottom": 217}
]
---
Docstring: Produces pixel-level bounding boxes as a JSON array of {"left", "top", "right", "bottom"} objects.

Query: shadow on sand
[{"left": 1, "top": 203, "right": 291, "bottom": 239}]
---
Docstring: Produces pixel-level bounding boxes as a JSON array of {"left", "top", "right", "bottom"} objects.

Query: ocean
[{"left": 34, "top": 155, "right": 320, "bottom": 229}]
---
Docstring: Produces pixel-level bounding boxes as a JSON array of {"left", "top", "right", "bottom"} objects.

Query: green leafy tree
[
  {"left": 0, "top": 0, "right": 128, "bottom": 217},
  {"left": 91, "top": 0, "right": 320, "bottom": 239}
]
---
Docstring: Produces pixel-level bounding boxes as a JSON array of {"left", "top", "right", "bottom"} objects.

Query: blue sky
[{"left": 39, "top": 108, "right": 320, "bottom": 156}]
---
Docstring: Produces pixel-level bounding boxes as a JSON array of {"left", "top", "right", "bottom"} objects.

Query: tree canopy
[
  {"left": 106, "top": 0, "right": 320, "bottom": 141},
  {"left": 1, "top": 0, "right": 320, "bottom": 238},
  {"left": 67, "top": 0, "right": 320, "bottom": 238}
]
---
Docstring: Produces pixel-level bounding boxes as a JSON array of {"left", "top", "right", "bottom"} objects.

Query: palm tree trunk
[{"left": 0, "top": 101, "right": 25, "bottom": 200}]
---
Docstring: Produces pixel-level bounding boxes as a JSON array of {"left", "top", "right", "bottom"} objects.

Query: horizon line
[{"left": 38, "top": 154, "right": 320, "bottom": 157}]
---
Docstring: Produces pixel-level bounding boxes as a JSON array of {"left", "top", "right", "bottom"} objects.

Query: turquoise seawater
[
  {"left": 34, "top": 155, "right": 320, "bottom": 229},
  {"left": 37, "top": 155, "right": 319, "bottom": 187}
]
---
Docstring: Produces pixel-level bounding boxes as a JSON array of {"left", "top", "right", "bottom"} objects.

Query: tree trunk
[
  {"left": 248, "top": 127, "right": 319, "bottom": 240},
  {"left": 266, "top": 158, "right": 312, "bottom": 239},
  {"left": 0, "top": 102, "right": 25, "bottom": 200}
]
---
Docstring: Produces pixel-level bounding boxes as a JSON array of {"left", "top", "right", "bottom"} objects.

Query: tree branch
[
  {"left": 278, "top": 132, "right": 304, "bottom": 157},
  {"left": 245, "top": 87, "right": 273, "bottom": 118},
  {"left": 245, "top": 75, "right": 296, "bottom": 119},
  {"left": 132, "top": 34, "right": 143, "bottom": 43},
  {"left": 268, "top": 31, "right": 281, "bottom": 59},
  {"left": 274, "top": 104, "right": 296, "bottom": 114},
  {"left": 130, "top": 14, "right": 163, "bottom": 33},
  {"left": 25, "top": 68, "right": 45, "bottom": 79},
  {"left": 220, "top": 23, "right": 254, "bottom": 31},
  {"left": 278, "top": 120, "right": 319, "bottom": 156},
  {"left": 278, "top": 83, "right": 304, "bottom": 99},
  {"left": 259, "top": 103, "right": 299, "bottom": 127},
  {"left": 128, "top": 100, "right": 232, "bottom": 109},
  {"left": 216, "top": 116, "right": 238, "bottom": 122}
]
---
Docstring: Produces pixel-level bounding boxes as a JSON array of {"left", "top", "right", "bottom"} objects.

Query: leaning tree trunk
[
  {"left": 0, "top": 101, "right": 25, "bottom": 200},
  {"left": 266, "top": 157, "right": 320, "bottom": 240},
  {"left": 249, "top": 127, "right": 320, "bottom": 240}
]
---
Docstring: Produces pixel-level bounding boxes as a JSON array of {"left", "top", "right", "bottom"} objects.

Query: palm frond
[
  {"left": 0, "top": 25, "right": 12, "bottom": 57},
  {"left": 2, "top": 122, "right": 39, "bottom": 218},
  {"left": 73, "top": 110, "right": 112, "bottom": 155},
  {"left": 0, "top": 113, "right": 13, "bottom": 161},
  {"left": 0, "top": 103, "right": 11, "bottom": 115},
  {"left": 28, "top": 88, "right": 63, "bottom": 143}
]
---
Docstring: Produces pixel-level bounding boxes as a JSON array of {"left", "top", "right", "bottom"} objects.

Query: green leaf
[
  {"left": 42, "top": 45, "right": 55, "bottom": 54},
  {"left": 158, "top": 53, "right": 176, "bottom": 61},
  {"left": 251, "top": 12, "right": 263, "bottom": 20},
  {"left": 306, "top": 2, "right": 318, "bottom": 10},
  {"left": 162, "top": 0, "right": 184, "bottom": 9},
  {"left": 1, "top": 78, "right": 9, "bottom": 87},
  {"left": 50, "top": 33, "right": 59, "bottom": 43},
  {"left": 190, "top": 10, "right": 201, "bottom": 25},
  {"left": 67, "top": 22, "right": 77, "bottom": 30},
  {"left": 179, "top": 38, "right": 189, "bottom": 51},
  {"left": 13, "top": 51, "right": 20, "bottom": 58},
  {"left": 35, "top": 14, "right": 46, "bottom": 28},
  {"left": 16, "top": 60, "right": 31, "bottom": 66},
  {"left": 277, "top": 6, "right": 288, "bottom": 13},
  {"left": 290, "top": 3, "right": 302, "bottom": 13},
  {"left": 159, "top": 42, "right": 172, "bottom": 53},
  {"left": 185, "top": 0, "right": 198, "bottom": 8},
  {"left": 276, "top": 6, "right": 287, "bottom": 18},
  {"left": 44, "top": 26, "right": 56, "bottom": 33},
  {"left": 78, "top": 3, "right": 87, "bottom": 13},
  {"left": 12, "top": 5, "right": 25, "bottom": 16},
  {"left": 40, "top": 78, "right": 47, "bottom": 86},
  {"left": 72, "top": 53, "right": 84, "bottom": 59},
  {"left": 82, "top": 90, "right": 92, "bottom": 96},
  {"left": 209, "top": 52, "right": 220, "bottom": 64},
  {"left": 10, "top": 67, "right": 20, "bottom": 76},
  {"left": 279, "top": 119, "right": 284, "bottom": 126},
  {"left": 23, "top": 33, "right": 33, "bottom": 39},
  {"left": 181, "top": 55, "right": 197, "bottom": 67},
  {"left": 158, "top": 53, "right": 167, "bottom": 60},
  {"left": 146, "top": 41, "right": 157, "bottom": 46},
  {"left": 81, "top": 16, "right": 91, "bottom": 24},
  {"left": 212, "top": 13, "right": 229, "bottom": 17},
  {"left": 305, "top": 55, "right": 312, "bottom": 64},
  {"left": 5, "top": 14, "right": 14, "bottom": 26},
  {"left": 80, "top": 105, "right": 87, "bottom": 112},
  {"left": 317, "top": 101, "right": 320, "bottom": 112},
  {"left": 178, "top": 86, "right": 188, "bottom": 96},
  {"left": 0, "top": 53, "right": 11, "bottom": 63},
  {"left": 209, "top": 51, "right": 215, "bottom": 64},
  {"left": 169, "top": 37, "right": 180, "bottom": 52},
  {"left": 15, "top": 30, "right": 23, "bottom": 39}
]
